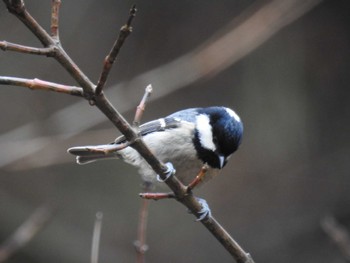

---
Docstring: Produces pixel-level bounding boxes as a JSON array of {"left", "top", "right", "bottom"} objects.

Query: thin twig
[
  {"left": 0, "top": 205, "right": 52, "bottom": 263},
  {"left": 0, "top": 76, "right": 84, "bottom": 97},
  {"left": 133, "top": 84, "right": 153, "bottom": 127},
  {"left": 135, "top": 199, "right": 149, "bottom": 263},
  {"left": 71, "top": 141, "right": 132, "bottom": 155},
  {"left": 0, "top": 41, "right": 56, "bottom": 56},
  {"left": 134, "top": 182, "right": 153, "bottom": 263},
  {"left": 91, "top": 212, "right": 103, "bottom": 263},
  {"left": 50, "top": 0, "right": 61, "bottom": 41},
  {"left": 3, "top": 0, "right": 96, "bottom": 95},
  {"left": 139, "top": 192, "right": 175, "bottom": 200},
  {"left": 3, "top": 0, "right": 52, "bottom": 47},
  {"left": 95, "top": 4, "right": 137, "bottom": 95}
]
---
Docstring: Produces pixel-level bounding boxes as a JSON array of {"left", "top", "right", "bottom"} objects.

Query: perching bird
[{"left": 67, "top": 106, "right": 243, "bottom": 187}]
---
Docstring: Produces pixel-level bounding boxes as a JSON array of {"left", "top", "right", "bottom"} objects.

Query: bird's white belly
[{"left": 119, "top": 124, "right": 219, "bottom": 186}]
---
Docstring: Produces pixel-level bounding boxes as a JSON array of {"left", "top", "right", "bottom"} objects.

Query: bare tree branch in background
[
  {"left": 95, "top": 4, "right": 136, "bottom": 96},
  {"left": 0, "top": 205, "right": 52, "bottom": 263},
  {"left": 0, "top": 0, "right": 322, "bottom": 170},
  {"left": 0, "top": 1, "right": 255, "bottom": 262},
  {"left": 91, "top": 212, "right": 103, "bottom": 263},
  {"left": 134, "top": 182, "right": 152, "bottom": 263},
  {"left": 321, "top": 215, "right": 350, "bottom": 262}
]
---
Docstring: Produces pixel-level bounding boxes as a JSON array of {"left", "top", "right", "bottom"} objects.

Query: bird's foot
[
  {"left": 188, "top": 197, "right": 212, "bottom": 221},
  {"left": 142, "top": 163, "right": 211, "bottom": 221},
  {"left": 156, "top": 162, "right": 176, "bottom": 183}
]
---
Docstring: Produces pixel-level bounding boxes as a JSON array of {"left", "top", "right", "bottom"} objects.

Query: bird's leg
[
  {"left": 193, "top": 197, "right": 211, "bottom": 221},
  {"left": 140, "top": 164, "right": 208, "bottom": 199},
  {"left": 184, "top": 164, "right": 211, "bottom": 221},
  {"left": 186, "top": 164, "right": 209, "bottom": 193},
  {"left": 139, "top": 163, "right": 211, "bottom": 221}
]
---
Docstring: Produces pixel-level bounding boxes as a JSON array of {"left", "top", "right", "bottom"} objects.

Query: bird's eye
[{"left": 213, "top": 136, "right": 218, "bottom": 145}]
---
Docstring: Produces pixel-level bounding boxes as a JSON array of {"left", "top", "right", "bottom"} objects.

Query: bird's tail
[{"left": 67, "top": 144, "right": 121, "bottom": 165}]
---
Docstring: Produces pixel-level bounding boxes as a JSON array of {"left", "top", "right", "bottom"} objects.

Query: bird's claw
[
  {"left": 155, "top": 163, "right": 210, "bottom": 221},
  {"left": 156, "top": 162, "right": 176, "bottom": 183},
  {"left": 187, "top": 197, "right": 211, "bottom": 221},
  {"left": 196, "top": 198, "right": 211, "bottom": 221}
]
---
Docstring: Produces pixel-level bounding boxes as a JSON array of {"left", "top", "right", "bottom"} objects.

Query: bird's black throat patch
[{"left": 193, "top": 130, "right": 222, "bottom": 169}]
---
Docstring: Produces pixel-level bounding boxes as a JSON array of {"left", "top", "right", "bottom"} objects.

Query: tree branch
[
  {"left": 134, "top": 84, "right": 153, "bottom": 127},
  {"left": 95, "top": 4, "right": 136, "bottom": 96},
  {"left": 0, "top": 76, "right": 83, "bottom": 96},
  {"left": 3, "top": 0, "right": 95, "bottom": 95},
  {"left": 0, "top": 205, "right": 52, "bottom": 263},
  {"left": 134, "top": 183, "right": 152, "bottom": 263},
  {"left": 3, "top": 0, "right": 53, "bottom": 47},
  {"left": 0, "top": 41, "right": 56, "bottom": 55},
  {"left": 50, "top": 0, "right": 61, "bottom": 41},
  {"left": 91, "top": 212, "right": 103, "bottom": 263},
  {"left": 1, "top": 1, "right": 255, "bottom": 262}
]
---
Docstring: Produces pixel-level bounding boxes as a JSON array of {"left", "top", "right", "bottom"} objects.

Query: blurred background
[{"left": 0, "top": 0, "right": 349, "bottom": 262}]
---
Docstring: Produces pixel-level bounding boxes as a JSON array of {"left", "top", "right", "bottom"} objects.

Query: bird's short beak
[{"left": 219, "top": 155, "right": 226, "bottom": 169}]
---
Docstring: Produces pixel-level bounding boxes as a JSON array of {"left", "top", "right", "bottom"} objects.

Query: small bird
[{"left": 67, "top": 106, "right": 243, "bottom": 187}]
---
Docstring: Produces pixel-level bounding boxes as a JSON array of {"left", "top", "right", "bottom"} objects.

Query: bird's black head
[{"left": 193, "top": 106, "right": 243, "bottom": 169}]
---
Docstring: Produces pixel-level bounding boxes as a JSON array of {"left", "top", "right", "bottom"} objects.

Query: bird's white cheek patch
[{"left": 196, "top": 114, "right": 216, "bottom": 151}]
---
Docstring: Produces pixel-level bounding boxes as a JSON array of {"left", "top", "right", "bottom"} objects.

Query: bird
[{"left": 67, "top": 106, "right": 243, "bottom": 188}]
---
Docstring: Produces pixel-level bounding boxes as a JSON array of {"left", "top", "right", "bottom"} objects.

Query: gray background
[{"left": 0, "top": 0, "right": 349, "bottom": 262}]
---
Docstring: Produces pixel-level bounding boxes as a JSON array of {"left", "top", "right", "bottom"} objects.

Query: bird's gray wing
[
  {"left": 68, "top": 117, "right": 182, "bottom": 156},
  {"left": 114, "top": 116, "right": 182, "bottom": 144},
  {"left": 166, "top": 108, "right": 199, "bottom": 123}
]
